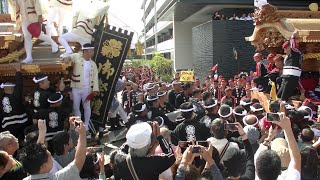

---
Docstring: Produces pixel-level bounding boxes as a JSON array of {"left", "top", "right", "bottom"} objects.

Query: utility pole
[
  {"left": 143, "top": 3, "right": 147, "bottom": 59},
  {"left": 153, "top": 0, "right": 158, "bottom": 52}
]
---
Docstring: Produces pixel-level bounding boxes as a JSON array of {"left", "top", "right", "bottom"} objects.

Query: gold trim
[{"left": 21, "top": 64, "right": 40, "bottom": 73}]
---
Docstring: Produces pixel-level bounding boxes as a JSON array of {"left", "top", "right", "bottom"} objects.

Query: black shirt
[
  {"left": 167, "top": 90, "right": 177, "bottom": 107},
  {"left": 0, "top": 72, "right": 29, "bottom": 138},
  {"left": 232, "top": 87, "right": 246, "bottom": 106},
  {"left": 34, "top": 106, "right": 71, "bottom": 141},
  {"left": 149, "top": 107, "right": 176, "bottom": 130},
  {"left": 113, "top": 136, "right": 176, "bottom": 180},
  {"left": 173, "top": 116, "right": 211, "bottom": 141},
  {"left": 33, "top": 87, "right": 55, "bottom": 112},
  {"left": 126, "top": 114, "right": 149, "bottom": 128},
  {"left": 159, "top": 102, "right": 175, "bottom": 114},
  {"left": 0, "top": 160, "right": 27, "bottom": 180},
  {"left": 175, "top": 93, "right": 189, "bottom": 109}
]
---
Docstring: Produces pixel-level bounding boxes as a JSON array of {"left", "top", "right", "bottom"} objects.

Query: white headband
[
  {"left": 47, "top": 95, "right": 63, "bottom": 104},
  {"left": 157, "top": 116, "right": 164, "bottom": 127},
  {"left": 298, "top": 106, "right": 313, "bottom": 119},
  {"left": 250, "top": 106, "right": 263, "bottom": 112},
  {"left": 304, "top": 115, "right": 312, "bottom": 120},
  {"left": 0, "top": 83, "right": 15, "bottom": 89},
  {"left": 82, "top": 47, "right": 94, "bottom": 50},
  {"left": 203, "top": 100, "right": 218, "bottom": 109},
  {"left": 33, "top": 76, "right": 48, "bottom": 83},
  {"left": 285, "top": 104, "right": 294, "bottom": 110},
  {"left": 180, "top": 105, "right": 196, "bottom": 112},
  {"left": 243, "top": 115, "right": 259, "bottom": 127},
  {"left": 172, "top": 81, "right": 181, "bottom": 85},
  {"left": 157, "top": 92, "right": 166, "bottom": 97},
  {"left": 218, "top": 107, "right": 233, "bottom": 118},
  {"left": 233, "top": 109, "right": 247, "bottom": 116},
  {"left": 146, "top": 96, "right": 159, "bottom": 101},
  {"left": 136, "top": 104, "right": 146, "bottom": 112},
  {"left": 240, "top": 100, "right": 251, "bottom": 106}
]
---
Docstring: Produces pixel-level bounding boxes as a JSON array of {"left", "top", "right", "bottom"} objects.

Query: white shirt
[
  {"left": 254, "top": 144, "right": 301, "bottom": 180},
  {"left": 207, "top": 137, "right": 239, "bottom": 161},
  {"left": 83, "top": 60, "right": 91, "bottom": 88},
  {"left": 49, "top": 158, "right": 62, "bottom": 175}
]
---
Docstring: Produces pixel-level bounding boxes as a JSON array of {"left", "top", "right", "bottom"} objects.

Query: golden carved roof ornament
[
  {"left": 254, "top": 4, "right": 280, "bottom": 25},
  {"left": 246, "top": 4, "right": 320, "bottom": 54}
]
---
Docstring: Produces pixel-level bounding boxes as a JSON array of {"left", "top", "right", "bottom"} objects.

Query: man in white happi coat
[
  {"left": 62, "top": 43, "right": 99, "bottom": 133},
  {"left": 8, "top": 0, "right": 59, "bottom": 63},
  {"left": 45, "top": 0, "right": 73, "bottom": 37},
  {"left": 58, "top": 0, "right": 109, "bottom": 57}
]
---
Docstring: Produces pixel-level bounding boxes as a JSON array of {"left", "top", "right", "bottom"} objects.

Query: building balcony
[
  {"left": 145, "top": 0, "right": 173, "bottom": 28},
  {"left": 141, "top": 21, "right": 173, "bottom": 43},
  {"left": 157, "top": 38, "right": 174, "bottom": 53}
]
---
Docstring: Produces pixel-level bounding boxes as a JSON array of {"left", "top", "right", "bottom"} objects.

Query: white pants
[
  {"left": 46, "top": 7, "right": 65, "bottom": 37},
  {"left": 108, "top": 104, "right": 128, "bottom": 123},
  {"left": 58, "top": 32, "right": 91, "bottom": 54},
  {"left": 21, "top": 21, "right": 58, "bottom": 60},
  {"left": 72, "top": 88, "right": 91, "bottom": 130}
]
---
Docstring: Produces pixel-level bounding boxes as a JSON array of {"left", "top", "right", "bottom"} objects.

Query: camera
[
  {"left": 224, "top": 123, "right": 238, "bottom": 131},
  {"left": 192, "top": 146, "right": 200, "bottom": 153},
  {"left": 266, "top": 112, "right": 280, "bottom": 122}
]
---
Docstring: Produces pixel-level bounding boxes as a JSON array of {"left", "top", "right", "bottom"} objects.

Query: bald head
[{"left": 243, "top": 115, "right": 258, "bottom": 126}]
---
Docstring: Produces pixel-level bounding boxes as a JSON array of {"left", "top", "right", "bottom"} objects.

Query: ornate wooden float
[{"left": 245, "top": 4, "right": 320, "bottom": 72}]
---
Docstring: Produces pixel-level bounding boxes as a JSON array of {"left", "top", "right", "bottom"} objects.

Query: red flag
[{"left": 209, "top": 64, "right": 218, "bottom": 73}]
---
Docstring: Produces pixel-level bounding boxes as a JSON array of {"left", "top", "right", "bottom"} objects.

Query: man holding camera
[{"left": 112, "top": 122, "right": 176, "bottom": 179}]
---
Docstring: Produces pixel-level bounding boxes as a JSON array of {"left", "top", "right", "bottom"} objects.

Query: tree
[{"left": 150, "top": 53, "right": 173, "bottom": 82}]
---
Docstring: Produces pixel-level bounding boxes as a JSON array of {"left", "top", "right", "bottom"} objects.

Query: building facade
[{"left": 140, "top": 0, "right": 311, "bottom": 74}]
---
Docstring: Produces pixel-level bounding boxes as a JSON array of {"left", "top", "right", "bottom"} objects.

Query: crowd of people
[
  {"left": 0, "top": 1, "right": 319, "bottom": 178},
  {"left": 212, "top": 12, "right": 254, "bottom": 21},
  {"left": 0, "top": 31, "right": 319, "bottom": 179}
]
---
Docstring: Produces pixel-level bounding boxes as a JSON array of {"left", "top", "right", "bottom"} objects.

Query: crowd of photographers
[{"left": 0, "top": 64, "right": 319, "bottom": 180}]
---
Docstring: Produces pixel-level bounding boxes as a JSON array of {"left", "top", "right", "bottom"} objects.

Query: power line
[{"left": 107, "top": 10, "right": 139, "bottom": 34}]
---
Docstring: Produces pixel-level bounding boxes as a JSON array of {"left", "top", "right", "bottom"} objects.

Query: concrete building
[{"left": 140, "top": 0, "right": 311, "bottom": 72}]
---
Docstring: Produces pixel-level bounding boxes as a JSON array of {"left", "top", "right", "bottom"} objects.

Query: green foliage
[
  {"left": 131, "top": 59, "right": 151, "bottom": 67},
  {"left": 124, "top": 53, "right": 173, "bottom": 82},
  {"left": 150, "top": 53, "right": 173, "bottom": 82}
]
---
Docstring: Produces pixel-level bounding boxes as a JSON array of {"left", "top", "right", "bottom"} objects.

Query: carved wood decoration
[
  {"left": 247, "top": 4, "right": 320, "bottom": 72},
  {"left": 254, "top": 4, "right": 280, "bottom": 25}
]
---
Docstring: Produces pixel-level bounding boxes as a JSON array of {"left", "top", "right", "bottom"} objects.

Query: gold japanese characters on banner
[
  {"left": 98, "top": 60, "right": 115, "bottom": 80},
  {"left": 91, "top": 26, "right": 133, "bottom": 125}
]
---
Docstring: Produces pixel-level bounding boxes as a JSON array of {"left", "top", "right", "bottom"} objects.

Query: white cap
[{"left": 126, "top": 122, "right": 152, "bottom": 149}]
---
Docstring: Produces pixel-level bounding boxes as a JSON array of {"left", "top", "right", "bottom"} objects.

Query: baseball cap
[{"left": 126, "top": 122, "right": 152, "bottom": 149}]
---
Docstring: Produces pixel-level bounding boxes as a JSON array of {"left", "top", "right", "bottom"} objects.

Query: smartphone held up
[{"left": 266, "top": 112, "right": 281, "bottom": 122}]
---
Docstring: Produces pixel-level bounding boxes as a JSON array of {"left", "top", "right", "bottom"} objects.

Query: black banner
[{"left": 91, "top": 25, "right": 133, "bottom": 125}]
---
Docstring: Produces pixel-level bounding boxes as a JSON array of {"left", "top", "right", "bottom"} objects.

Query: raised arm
[
  {"left": 74, "top": 121, "right": 87, "bottom": 171},
  {"left": 273, "top": 114, "right": 301, "bottom": 173},
  {"left": 37, "top": 120, "right": 47, "bottom": 144},
  {"left": 13, "top": 64, "right": 22, "bottom": 99},
  {"left": 290, "top": 32, "right": 299, "bottom": 53}
]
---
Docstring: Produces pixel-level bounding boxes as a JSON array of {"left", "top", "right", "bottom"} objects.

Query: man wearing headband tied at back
[
  {"left": 0, "top": 64, "right": 29, "bottom": 142},
  {"left": 62, "top": 43, "right": 99, "bottom": 135},
  {"left": 33, "top": 74, "right": 65, "bottom": 115},
  {"left": 172, "top": 102, "right": 210, "bottom": 142},
  {"left": 277, "top": 32, "right": 303, "bottom": 101}
]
